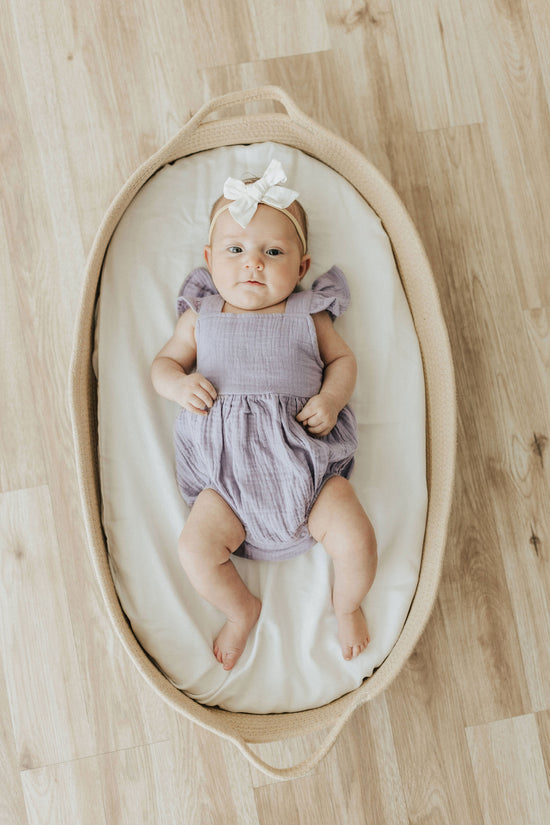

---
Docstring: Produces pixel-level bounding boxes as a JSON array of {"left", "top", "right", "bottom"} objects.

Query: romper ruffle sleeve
[
  {"left": 176, "top": 267, "right": 216, "bottom": 315},
  {"left": 309, "top": 265, "right": 350, "bottom": 320}
]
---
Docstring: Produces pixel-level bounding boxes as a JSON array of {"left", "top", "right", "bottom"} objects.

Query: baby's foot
[
  {"left": 336, "top": 607, "right": 370, "bottom": 661},
  {"left": 213, "top": 597, "right": 261, "bottom": 671}
]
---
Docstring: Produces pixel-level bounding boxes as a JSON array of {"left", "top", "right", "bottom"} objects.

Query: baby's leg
[
  {"left": 308, "top": 477, "right": 377, "bottom": 660},
  {"left": 178, "top": 489, "right": 261, "bottom": 671}
]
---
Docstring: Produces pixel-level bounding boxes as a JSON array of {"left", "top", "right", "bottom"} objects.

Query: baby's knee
[
  {"left": 178, "top": 528, "right": 224, "bottom": 574},
  {"left": 308, "top": 476, "right": 355, "bottom": 539},
  {"left": 177, "top": 500, "right": 245, "bottom": 575},
  {"left": 322, "top": 474, "right": 352, "bottom": 501}
]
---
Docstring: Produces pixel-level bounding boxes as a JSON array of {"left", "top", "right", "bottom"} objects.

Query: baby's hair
[{"left": 209, "top": 176, "right": 309, "bottom": 249}]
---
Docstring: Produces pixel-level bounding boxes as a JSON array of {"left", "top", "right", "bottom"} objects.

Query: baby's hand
[
  {"left": 296, "top": 393, "right": 340, "bottom": 437},
  {"left": 175, "top": 373, "right": 217, "bottom": 415}
]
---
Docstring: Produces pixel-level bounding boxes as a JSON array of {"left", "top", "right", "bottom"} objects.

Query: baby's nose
[{"left": 245, "top": 253, "right": 264, "bottom": 269}]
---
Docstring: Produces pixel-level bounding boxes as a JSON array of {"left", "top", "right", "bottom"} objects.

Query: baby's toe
[
  {"left": 222, "top": 650, "right": 239, "bottom": 671},
  {"left": 342, "top": 638, "right": 369, "bottom": 660}
]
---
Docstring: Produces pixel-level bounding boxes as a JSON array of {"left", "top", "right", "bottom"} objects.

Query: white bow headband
[{"left": 208, "top": 159, "right": 307, "bottom": 253}]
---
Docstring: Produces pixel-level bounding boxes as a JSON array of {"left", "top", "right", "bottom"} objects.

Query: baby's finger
[
  {"left": 307, "top": 419, "right": 329, "bottom": 435},
  {"left": 303, "top": 410, "right": 323, "bottom": 426},
  {"left": 192, "top": 386, "right": 216, "bottom": 409},
  {"left": 296, "top": 403, "right": 316, "bottom": 422},
  {"left": 198, "top": 378, "right": 218, "bottom": 401},
  {"left": 187, "top": 400, "right": 209, "bottom": 415}
]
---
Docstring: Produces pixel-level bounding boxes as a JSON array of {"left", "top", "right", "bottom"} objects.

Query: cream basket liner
[{"left": 69, "top": 86, "right": 456, "bottom": 780}]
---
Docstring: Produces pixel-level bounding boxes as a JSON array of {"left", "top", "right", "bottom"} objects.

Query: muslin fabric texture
[{"left": 174, "top": 265, "right": 358, "bottom": 560}]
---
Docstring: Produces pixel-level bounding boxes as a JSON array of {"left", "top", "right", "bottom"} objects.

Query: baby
[{"left": 151, "top": 159, "right": 377, "bottom": 671}]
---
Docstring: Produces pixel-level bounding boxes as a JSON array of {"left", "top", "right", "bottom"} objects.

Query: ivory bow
[{"left": 223, "top": 159, "right": 299, "bottom": 228}]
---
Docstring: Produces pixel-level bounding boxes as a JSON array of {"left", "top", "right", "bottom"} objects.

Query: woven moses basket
[{"left": 69, "top": 86, "right": 456, "bottom": 780}]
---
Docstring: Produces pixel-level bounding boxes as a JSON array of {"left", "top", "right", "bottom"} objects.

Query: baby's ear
[
  {"left": 299, "top": 254, "right": 311, "bottom": 280},
  {"left": 204, "top": 245, "right": 212, "bottom": 271}
]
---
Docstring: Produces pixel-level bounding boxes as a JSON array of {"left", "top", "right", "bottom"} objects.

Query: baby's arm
[
  {"left": 296, "top": 311, "right": 357, "bottom": 436},
  {"left": 151, "top": 309, "right": 217, "bottom": 415}
]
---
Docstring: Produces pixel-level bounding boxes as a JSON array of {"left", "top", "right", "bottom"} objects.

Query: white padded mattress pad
[{"left": 96, "top": 142, "right": 427, "bottom": 713}]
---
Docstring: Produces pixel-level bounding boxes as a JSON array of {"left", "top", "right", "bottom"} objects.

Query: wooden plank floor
[{"left": 2, "top": 0, "right": 550, "bottom": 821}]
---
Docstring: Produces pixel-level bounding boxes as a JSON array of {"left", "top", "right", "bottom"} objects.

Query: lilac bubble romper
[{"left": 174, "top": 265, "right": 358, "bottom": 561}]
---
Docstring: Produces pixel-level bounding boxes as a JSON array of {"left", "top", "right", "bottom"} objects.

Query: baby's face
[{"left": 204, "top": 203, "right": 311, "bottom": 313}]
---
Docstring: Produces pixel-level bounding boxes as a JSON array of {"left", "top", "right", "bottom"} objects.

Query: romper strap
[{"left": 284, "top": 288, "right": 312, "bottom": 315}]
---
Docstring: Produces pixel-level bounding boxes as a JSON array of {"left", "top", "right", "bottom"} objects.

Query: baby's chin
[{"left": 220, "top": 290, "right": 288, "bottom": 314}]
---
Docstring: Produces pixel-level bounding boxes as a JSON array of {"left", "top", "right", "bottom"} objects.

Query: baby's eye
[
  {"left": 228, "top": 245, "right": 243, "bottom": 254},
  {"left": 265, "top": 248, "right": 282, "bottom": 256}
]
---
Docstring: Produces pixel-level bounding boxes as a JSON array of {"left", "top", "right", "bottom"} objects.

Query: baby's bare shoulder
[
  {"left": 155, "top": 308, "right": 197, "bottom": 365},
  {"left": 169, "top": 307, "right": 198, "bottom": 347},
  {"left": 175, "top": 307, "right": 197, "bottom": 334},
  {"left": 311, "top": 309, "right": 331, "bottom": 331},
  {"left": 311, "top": 310, "right": 337, "bottom": 344}
]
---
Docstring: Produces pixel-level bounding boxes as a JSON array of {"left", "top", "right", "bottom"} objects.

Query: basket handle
[
  {"left": 231, "top": 714, "right": 351, "bottom": 781},
  {"left": 185, "top": 85, "right": 310, "bottom": 133}
]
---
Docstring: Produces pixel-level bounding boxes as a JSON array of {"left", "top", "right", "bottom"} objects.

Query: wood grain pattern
[
  {"left": 392, "top": 0, "right": 482, "bottom": 130},
  {"left": 426, "top": 117, "right": 550, "bottom": 724},
  {"left": 462, "top": 0, "right": 550, "bottom": 310},
  {"left": 253, "top": 698, "right": 409, "bottom": 823},
  {"left": 2, "top": 0, "right": 550, "bottom": 821},
  {"left": 0, "top": 487, "right": 93, "bottom": 769},
  {"left": 0, "top": 653, "right": 27, "bottom": 825},
  {"left": 185, "top": 0, "right": 330, "bottom": 68},
  {"left": 467, "top": 715, "right": 550, "bottom": 824},
  {"left": 386, "top": 601, "right": 484, "bottom": 824},
  {"left": 420, "top": 123, "right": 542, "bottom": 724},
  {"left": 0, "top": 214, "right": 47, "bottom": 493},
  {"left": 537, "top": 709, "right": 550, "bottom": 783},
  {"left": 528, "top": 0, "right": 550, "bottom": 97},
  {"left": 21, "top": 740, "right": 179, "bottom": 825}
]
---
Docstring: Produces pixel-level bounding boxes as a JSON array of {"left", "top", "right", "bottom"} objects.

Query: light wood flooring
[{"left": 2, "top": 0, "right": 550, "bottom": 822}]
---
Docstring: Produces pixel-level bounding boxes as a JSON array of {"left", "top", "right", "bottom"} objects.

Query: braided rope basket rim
[{"left": 69, "top": 86, "right": 456, "bottom": 780}]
